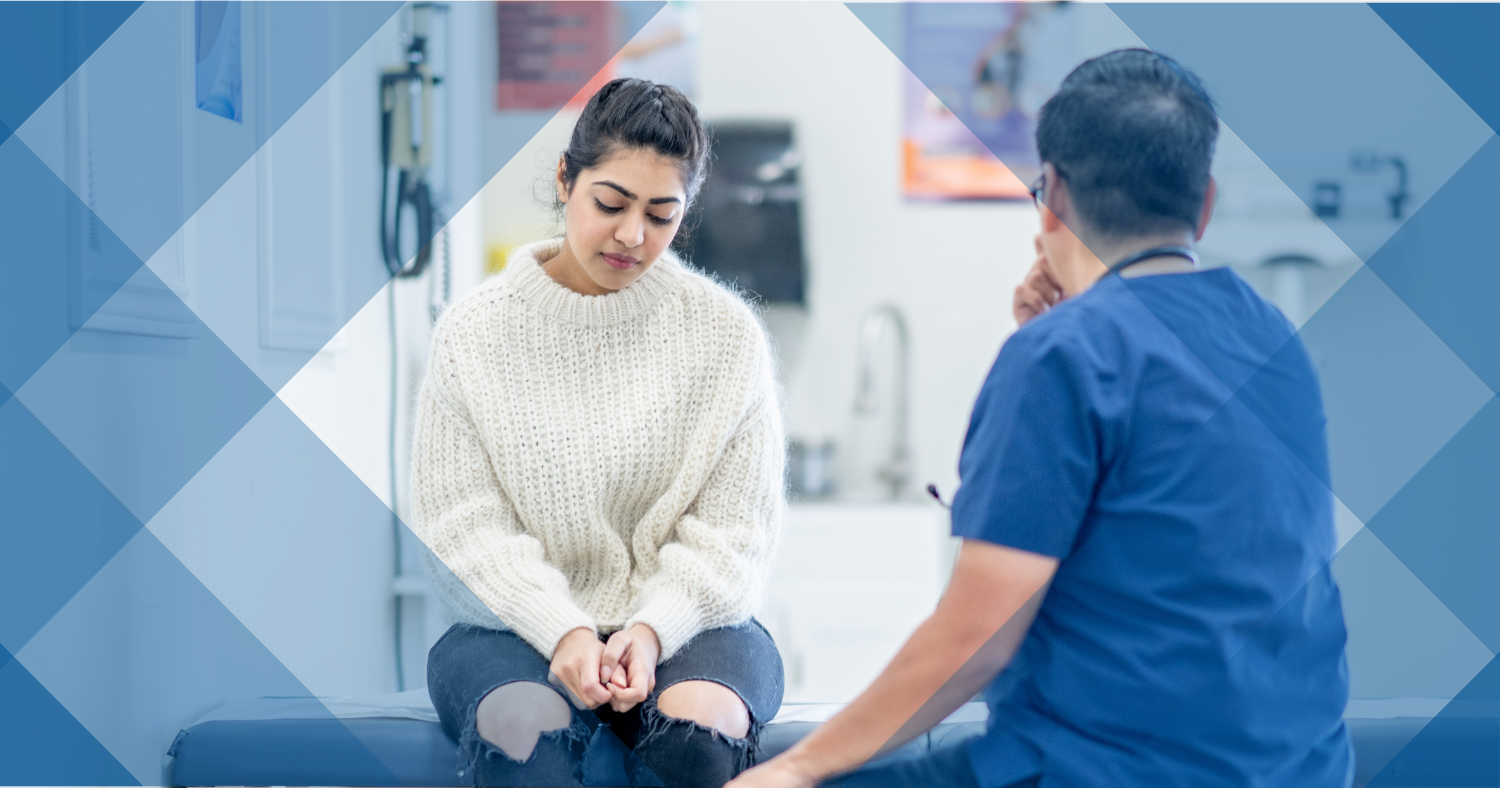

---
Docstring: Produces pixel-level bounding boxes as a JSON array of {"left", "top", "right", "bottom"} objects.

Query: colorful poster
[
  {"left": 496, "top": 1, "right": 619, "bottom": 110},
  {"left": 902, "top": 2, "right": 1077, "bottom": 200}
]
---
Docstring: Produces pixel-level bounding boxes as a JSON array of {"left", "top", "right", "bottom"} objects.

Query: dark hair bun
[{"left": 560, "top": 78, "right": 710, "bottom": 206}]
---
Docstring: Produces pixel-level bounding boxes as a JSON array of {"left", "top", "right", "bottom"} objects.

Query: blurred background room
[
  {"left": 284, "top": 2, "right": 1462, "bottom": 706},
  {"left": 23, "top": 6, "right": 1478, "bottom": 780}
]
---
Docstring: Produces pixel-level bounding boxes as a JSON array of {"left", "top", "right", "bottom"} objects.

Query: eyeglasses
[{"left": 1029, "top": 166, "right": 1063, "bottom": 210}]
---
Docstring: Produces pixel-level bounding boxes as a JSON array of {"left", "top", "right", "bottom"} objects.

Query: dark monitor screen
[{"left": 675, "top": 121, "right": 806, "bottom": 304}]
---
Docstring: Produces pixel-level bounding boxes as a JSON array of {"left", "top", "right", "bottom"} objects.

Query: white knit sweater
[{"left": 410, "top": 238, "right": 786, "bottom": 661}]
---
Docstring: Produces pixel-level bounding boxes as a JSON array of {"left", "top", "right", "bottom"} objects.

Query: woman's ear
[{"left": 555, "top": 156, "right": 570, "bottom": 204}]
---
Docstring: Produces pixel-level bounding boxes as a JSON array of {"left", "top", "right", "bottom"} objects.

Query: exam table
[{"left": 165, "top": 692, "right": 1470, "bottom": 787}]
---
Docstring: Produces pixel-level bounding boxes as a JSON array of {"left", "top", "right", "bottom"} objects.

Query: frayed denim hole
[
  {"left": 636, "top": 698, "right": 758, "bottom": 773},
  {"left": 644, "top": 678, "right": 765, "bottom": 759},
  {"left": 477, "top": 715, "right": 592, "bottom": 766},
  {"left": 457, "top": 681, "right": 591, "bottom": 776}
]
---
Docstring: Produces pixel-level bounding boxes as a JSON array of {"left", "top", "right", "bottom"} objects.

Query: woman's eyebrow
[
  {"left": 594, "top": 180, "right": 636, "bottom": 199},
  {"left": 594, "top": 180, "right": 681, "bottom": 205}
]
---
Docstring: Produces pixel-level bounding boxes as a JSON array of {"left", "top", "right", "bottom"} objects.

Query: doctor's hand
[
  {"left": 1014, "top": 233, "right": 1065, "bottom": 327},
  {"left": 549, "top": 628, "right": 614, "bottom": 710},
  {"left": 724, "top": 752, "right": 819, "bottom": 788},
  {"left": 601, "top": 623, "right": 660, "bottom": 713}
]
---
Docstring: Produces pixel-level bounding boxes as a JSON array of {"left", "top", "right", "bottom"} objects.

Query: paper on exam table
[
  {"left": 769, "top": 702, "right": 988, "bottom": 725},
  {"left": 190, "top": 689, "right": 991, "bottom": 728},
  {"left": 191, "top": 688, "right": 441, "bottom": 725}
]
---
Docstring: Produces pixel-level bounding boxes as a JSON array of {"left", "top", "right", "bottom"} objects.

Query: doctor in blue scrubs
[{"left": 729, "top": 49, "right": 1352, "bottom": 788}]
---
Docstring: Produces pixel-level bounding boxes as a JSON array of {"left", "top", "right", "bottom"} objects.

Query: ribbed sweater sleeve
[
  {"left": 625, "top": 339, "right": 787, "bottom": 660},
  {"left": 410, "top": 336, "right": 597, "bottom": 660}
]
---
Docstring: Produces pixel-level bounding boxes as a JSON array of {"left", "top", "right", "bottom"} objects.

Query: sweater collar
[{"left": 505, "top": 238, "right": 683, "bottom": 328}]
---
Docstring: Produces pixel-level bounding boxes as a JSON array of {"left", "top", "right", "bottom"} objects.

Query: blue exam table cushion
[{"left": 165, "top": 693, "right": 1465, "bottom": 787}]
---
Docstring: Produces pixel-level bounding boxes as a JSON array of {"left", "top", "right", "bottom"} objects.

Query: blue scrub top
[{"left": 951, "top": 268, "right": 1352, "bottom": 788}]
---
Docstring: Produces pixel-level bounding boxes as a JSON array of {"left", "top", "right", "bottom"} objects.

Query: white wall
[{"left": 699, "top": 3, "right": 1042, "bottom": 500}]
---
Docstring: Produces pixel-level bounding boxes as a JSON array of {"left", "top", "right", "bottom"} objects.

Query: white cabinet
[{"left": 761, "top": 503, "right": 957, "bottom": 703}]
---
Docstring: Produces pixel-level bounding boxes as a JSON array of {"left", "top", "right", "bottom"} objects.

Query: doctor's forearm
[
  {"left": 778, "top": 540, "right": 1057, "bottom": 782},
  {"left": 781, "top": 606, "right": 1005, "bottom": 780}
]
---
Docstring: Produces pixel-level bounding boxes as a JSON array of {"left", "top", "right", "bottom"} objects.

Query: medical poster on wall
[
  {"left": 496, "top": 1, "right": 618, "bottom": 110},
  {"left": 902, "top": 2, "right": 1078, "bottom": 200}
]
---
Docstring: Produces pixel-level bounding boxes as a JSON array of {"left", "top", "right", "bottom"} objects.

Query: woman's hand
[
  {"left": 1014, "top": 233, "right": 1065, "bottom": 327},
  {"left": 549, "top": 628, "right": 613, "bottom": 709},
  {"left": 600, "top": 623, "right": 660, "bottom": 713},
  {"left": 724, "top": 752, "right": 820, "bottom": 788}
]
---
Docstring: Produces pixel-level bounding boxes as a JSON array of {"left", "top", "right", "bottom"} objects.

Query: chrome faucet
[{"left": 854, "top": 303, "right": 910, "bottom": 499}]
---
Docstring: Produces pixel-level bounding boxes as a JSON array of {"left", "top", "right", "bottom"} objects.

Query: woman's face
[{"left": 551, "top": 147, "right": 687, "bottom": 295}]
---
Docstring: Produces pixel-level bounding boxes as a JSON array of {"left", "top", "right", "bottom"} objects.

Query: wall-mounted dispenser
[{"left": 1312, "top": 181, "right": 1341, "bottom": 219}]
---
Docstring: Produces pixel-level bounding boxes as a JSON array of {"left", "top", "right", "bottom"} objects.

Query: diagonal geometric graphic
[
  {"left": 1367, "top": 651, "right": 1500, "bottom": 787},
  {"left": 148, "top": 395, "right": 414, "bottom": 695},
  {"left": 60, "top": 1, "right": 669, "bottom": 398},
  {"left": 14, "top": 263, "right": 277, "bottom": 524},
  {"left": 1106, "top": 2, "right": 1493, "bottom": 264},
  {"left": 16, "top": 527, "right": 402, "bottom": 786},
  {"left": 1371, "top": 3, "right": 1500, "bottom": 136},
  {"left": 1296, "top": 266, "right": 1494, "bottom": 525},
  {"left": 1365, "top": 397, "right": 1500, "bottom": 654},
  {"left": 1362, "top": 134, "right": 1500, "bottom": 394},
  {"left": 0, "top": 3, "right": 684, "bottom": 783},
  {"left": 13, "top": 1, "right": 404, "bottom": 267},
  {"left": 0, "top": 136, "right": 146, "bottom": 393},
  {"left": 1333, "top": 528, "right": 1494, "bottom": 701},
  {"left": 0, "top": 643, "right": 139, "bottom": 786},
  {"left": 0, "top": 395, "right": 143, "bottom": 655},
  {"left": 0, "top": 1, "right": 141, "bottom": 148},
  {"left": 152, "top": 394, "right": 507, "bottom": 692},
  {"left": 5, "top": 1, "right": 1489, "bottom": 783}
]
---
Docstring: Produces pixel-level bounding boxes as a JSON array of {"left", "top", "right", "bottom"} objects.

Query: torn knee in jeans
[
  {"left": 475, "top": 680, "right": 575, "bottom": 761},
  {"left": 655, "top": 680, "right": 752, "bottom": 739},
  {"left": 461, "top": 681, "right": 590, "bottom": 774},
  {"left": 636, "top": 699, "right": 761, "bottom": 775},
  {"left": 464, "top": 718, "right": 592, "bottom": 788}
]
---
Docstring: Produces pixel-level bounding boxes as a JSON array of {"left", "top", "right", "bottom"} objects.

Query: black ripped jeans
[{"left": 428, "top": 620, "right": 784, "bottom": 788}]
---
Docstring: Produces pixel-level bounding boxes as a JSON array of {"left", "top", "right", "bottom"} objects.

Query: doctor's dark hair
[
  {"left": 559, "top": 78, "right": 710, "bottom": 207},
  {"left": 1037, "top": 49, "right": 1218, "bottom": 239}
]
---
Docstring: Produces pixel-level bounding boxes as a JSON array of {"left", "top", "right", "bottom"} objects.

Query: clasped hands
[{"left": 549, "top": 623, "right": 660, "bottom": 713}]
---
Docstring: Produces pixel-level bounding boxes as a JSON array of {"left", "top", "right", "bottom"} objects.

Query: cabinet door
[
  {"left": 763, "top": 505, "right": 955, "bottom": 702},
  {"left": 256, "top": 2, "right": 342, "bottom": 352},
  {"left": 68, "top": 3, "right": 197, "bottom": 339}
]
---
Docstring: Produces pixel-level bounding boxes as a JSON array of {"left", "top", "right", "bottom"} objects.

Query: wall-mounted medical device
[
  {"left": 381, "top": 2, "right": 448, "bottom": 279},
  {"left": 1350, "top": 151, "right": 1409, "bottom": 221}
]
